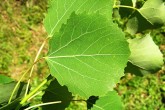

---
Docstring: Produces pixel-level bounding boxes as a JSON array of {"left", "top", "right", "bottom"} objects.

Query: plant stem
[
  {"left": 72, "top": 99, "right": 86, "bottom": 102},
  {"left": 20, "top": 79, "right": 48, "bottom": 105},
  {"left": 8, "top": 58, "right": 44, "bottom": 104},
  {"left": 25, "top": 37, "right": 49, "bottom": 97},
  {"left": 8, "top": 67, "right": 31, "bottom": 104},
  {"left": 8, "top": 57, "right": 44, "bottom": 104},
  {"left": 24, "top": 101, "right": 61, "bottom": 110},
  {"left": 27, "top": 91, "right": 42, "bottom": 102},
  {"left": 113, "top": 5, "right": 137, "bottom": 11}
]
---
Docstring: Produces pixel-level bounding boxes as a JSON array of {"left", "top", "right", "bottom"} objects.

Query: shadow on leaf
[{"left": 42, "top": 79, "right": 72, "bottom": 110}]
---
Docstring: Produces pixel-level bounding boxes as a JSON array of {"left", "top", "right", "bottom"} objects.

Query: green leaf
[
  {"left": 92, "top": 91, "right": 123, "bottom": 110},
  {"left": 125, "top": 62, "right": 143, "bottom": 76},
  {"left": 45, "top": 13, "right": 130, "bottom": 98},
  {"left": 44, "top": 0, "right": 113, "bottom": 36},
  {"left": 0, "top": 82, "right": 26, "bottom": 104},
  {"left": 126, "top": 15, "right": 138, "bottom": 35},
  {"left": 0, "top": 98, "right": 20, "bottom": 110},
  {"left": 0, "top": 74, "right": 13, "bottom": 84},
  {"left": 139, "top": 0, "right": 165, "bottom": 25},
  {"left": 126, "top": 11, "right": 154, "bottom": 35},
  {"left": 125, "top": 62, "right": 151, "bottom": 76},
  {"left": 128, "top": 34, "right": 164, "bottom": 71},
  {"left": 42, "top": 79, "right": 72, "bottom": 110}
]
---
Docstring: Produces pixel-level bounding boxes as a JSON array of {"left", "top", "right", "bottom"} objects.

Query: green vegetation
[
  {"left": 0, "top": 0, "right": 164, "bottom": 109},
  {"left": 117, "top": 73, "right": 165, "bottom": 110},
  {"left": 0, "top": 0, "right": 48, "bottom": 79}
]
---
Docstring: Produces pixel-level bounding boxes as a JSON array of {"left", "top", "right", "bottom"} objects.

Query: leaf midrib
[{"left": 47, "top": 54, "right": 128, "bottom": 59}]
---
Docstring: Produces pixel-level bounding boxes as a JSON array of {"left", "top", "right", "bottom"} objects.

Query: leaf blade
[
  {"left": 139, "top": 0, "right": 165, "bottom": 25},
  {"left": 44, "top": 0, "right": 113, "bottom": 35},
  {"left": 92, "top": 91, "right": 123, "bottom": 110},
  {"left": 128, "top": 34, "right": 164, "bottom": 71},
  {"left": 0, "top": 75, "right": 13, "bottom": 84},
  {"left": 42, "top": 80, "right": 72, "bottom": 110},
  {"left": 46, "top": 13, "right": 130, "bottom": 98}
]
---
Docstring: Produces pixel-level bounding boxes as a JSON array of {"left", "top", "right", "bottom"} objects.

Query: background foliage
[{"left": 0, "top": 0, "right": 164, "bottom": 109}]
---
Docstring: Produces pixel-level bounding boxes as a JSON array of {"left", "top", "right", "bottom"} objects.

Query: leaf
[
  {"left": 0, "top": 74, "right": 13, "bottom": 84},
  {"left": 0, "top": 82, "right": 26, "bottom": 104},
  {"left": 42, "top": 79, "right": 72, "bottom": 110},
  {"left": 125, "top": 62, "right": 151, "bottom": 76},
  {"left": 128, "top": 34, "right": 164, "bottom": 71},
  {"left": 139, "top": 0, "right": 165, "bottom": 25},
  {"left": 0, "top": 98, "right": 20, "bottom": 110},
  {"left": 45, "top": 13, "right": 130, "bottom": 98},
  {"left": 91, "top": 91, "right": 123, "bottom": 110},
  {"left": 44, "top": 0, "right": 113, "bottom": 36},
  {"left": 126, "top": 11, "right": 154, "bottom": 35},
  {"left": 125, "top": 62, "right": 143, "bottom": 76},
  {"left": 126, "top": 16, "right": 138, "bottom": 35}
]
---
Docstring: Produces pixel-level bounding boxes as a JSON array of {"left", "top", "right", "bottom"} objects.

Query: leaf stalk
[
  {"left": 20, "top": 79, "right": 48, "bottom": 105},
  {"left": 113, "top": 5, "right": 137, "bottom": 11}
]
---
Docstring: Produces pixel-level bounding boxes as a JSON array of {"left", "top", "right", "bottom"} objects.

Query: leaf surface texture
[
  {"left": 92, "top": 91, "right": 123, "bottom": 110},
  {"left": 139, "top": 0, "right": 165, "bottom": 25},
  {"left": 128, "top": 34, "right": 163, "bottom": 71},
  {"left": 44, "top": 0, "right": 113, "bottom": 35},
  {"left": 46, "top": 13, "right": 130, "bottom": 98}
]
